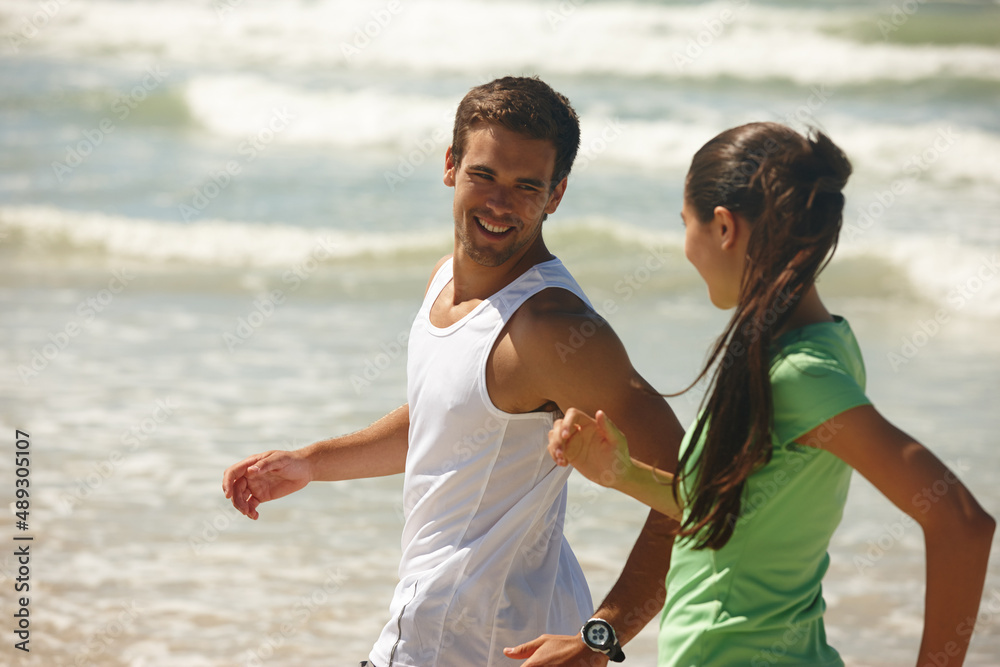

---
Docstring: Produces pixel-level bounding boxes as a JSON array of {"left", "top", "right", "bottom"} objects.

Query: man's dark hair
[{"left": 450, "top": 76, "right": 580, "bottom": 190}]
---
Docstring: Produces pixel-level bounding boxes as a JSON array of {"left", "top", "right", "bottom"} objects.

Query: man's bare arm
[
  {"left": 591, "top": 509, "right": 675, "bottom": 642},
  {"left": 502, "top": 300, "right": 684, "bottom": 665},
  {"left": 548, "top": 335, "right": 682, "bottom": 646},
  {"left": 222, "top": 256, "right": 448, "bottom": 520},
  {"left": 222, "top": 404, "right": 409, "bottom": 519},
  {"left": 304, "top": 403, "right": 409, "bottom": 481}
]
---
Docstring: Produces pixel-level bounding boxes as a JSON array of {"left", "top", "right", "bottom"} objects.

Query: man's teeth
[{"left": 479, "top": 219, "right": 509, "bottom": 234}]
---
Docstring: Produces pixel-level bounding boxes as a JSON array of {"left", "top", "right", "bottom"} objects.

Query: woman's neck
[{"left": 776, "top": 284, "right": 833, "bottom": 338}]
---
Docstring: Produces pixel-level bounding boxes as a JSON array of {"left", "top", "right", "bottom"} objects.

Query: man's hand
[
  {"left": 504, "top": 634, "right": 609, "bottom": 667},
  {"left": 222, "top": 450, "right": 312, "bottom": 520}
]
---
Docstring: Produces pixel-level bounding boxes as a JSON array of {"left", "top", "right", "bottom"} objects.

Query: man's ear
[
  {"left": 443, "top": 146, "right": 457, "bottom": 187},
  {"left": 713, "top": 205, "right": 739, "bottom": 250},
  {"left": 543, "top": 176, "right": 569, "bottom": 216}
]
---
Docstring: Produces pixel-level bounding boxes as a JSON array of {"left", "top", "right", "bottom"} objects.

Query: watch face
[{"left": 584, "top": 620, "right": 612, "bottom": 649}]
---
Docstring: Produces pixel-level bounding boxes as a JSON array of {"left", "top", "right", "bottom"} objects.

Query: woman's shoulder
[
  {"left": 771, "top": 316, "right": 864, "bottom": 380},
  {"left": 769, "top": 317, "right": 871, "bottom": 444}
]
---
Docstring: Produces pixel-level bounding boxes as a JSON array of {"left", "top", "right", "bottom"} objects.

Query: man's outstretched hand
[
  {"left": 222, "top": 450, "right": 312, "bottom": 520},
  {"left": 504, "top": 634, "right": 609, "bottom": 667}
]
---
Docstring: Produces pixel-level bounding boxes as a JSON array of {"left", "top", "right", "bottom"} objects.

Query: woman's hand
[
  {"left": 549, "top": 408, "right": 634, "bottom": 489},
  {"left": 550, "top": 408, "right": 683, "bottom": 520}
]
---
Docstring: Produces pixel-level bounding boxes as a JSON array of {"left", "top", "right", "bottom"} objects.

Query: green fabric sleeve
[{"left": 770, "top": 352, "right": 871, "bottom": 448}]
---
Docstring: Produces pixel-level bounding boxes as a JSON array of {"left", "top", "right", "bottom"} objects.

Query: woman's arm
[
  {"left": 798, "top": 404, "right": 995, "bottom": 667},
  {"left": 550, "top": 408, "right": 684, "bottom": 521}
]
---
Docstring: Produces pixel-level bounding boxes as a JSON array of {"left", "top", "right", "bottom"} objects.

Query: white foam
[
  {"left": 575, "top": 112, "right": 1000, "bottom": 191},
  {"left": 651, "top": 4, "right": 1000, "bottom": 85},
  {"left": 181, "top": 72, "right": 711, "bottom": 163},
  {"left": 178, "top": 73, "right": 1000, "bottom": 192},
  {"left": 184, "top": 75, "right": 455, "bottom": 149},
  {"left": 3, "top": 204, "right": 997, "bottom": 318},
  {"left": 577, "top": 116, "right": 722, "bottom": 173},
  {"left": 825, "top": 119, "right": 1000, "bottom": 189},
  {"left": 7, "top": 0, "right": 999, "bottom": 84},
  {"left": 0, "top": 205, "right": 445, "bottom": 267},
  {"left": 838, "top": 233, "right": 1000, "bottom": 319},
  {"left": 11, "top": 0, "right": 999, "bottom": 190}
]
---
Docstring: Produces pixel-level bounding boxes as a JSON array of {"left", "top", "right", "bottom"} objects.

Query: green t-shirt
[{"left": 659, "top": 317, "right": 871, "bottom": 667}]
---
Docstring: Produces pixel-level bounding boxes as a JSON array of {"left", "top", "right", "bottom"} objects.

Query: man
[{"left": 222, "top": 76, "right": 684, "bottom": 667}]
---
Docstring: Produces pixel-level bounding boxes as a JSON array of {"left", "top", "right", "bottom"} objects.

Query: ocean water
[{"left": 1, "top": 0, "right": 999, "bottom": 665}]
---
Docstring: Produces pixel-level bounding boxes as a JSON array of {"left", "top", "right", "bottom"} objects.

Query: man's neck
[{"left": 450, "top": 238, "right": 554, "bottom": 305}]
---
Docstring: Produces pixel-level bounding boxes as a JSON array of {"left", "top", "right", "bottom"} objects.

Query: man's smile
[{"left": 475, "top": 215, "right": 516, "bottom": 237}]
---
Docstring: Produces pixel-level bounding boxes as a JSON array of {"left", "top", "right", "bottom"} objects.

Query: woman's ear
[{"left": 712, "top": 206, "right": 739, "bottom": 250}]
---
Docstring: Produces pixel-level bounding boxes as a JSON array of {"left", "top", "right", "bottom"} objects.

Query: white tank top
[{"left": 369, "top": 257, "right": 595, "bottom": 667}]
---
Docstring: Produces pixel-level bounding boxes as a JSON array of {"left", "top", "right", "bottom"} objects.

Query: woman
[{"left": 546, "top": 123, "right": 994, "bottom": 666}]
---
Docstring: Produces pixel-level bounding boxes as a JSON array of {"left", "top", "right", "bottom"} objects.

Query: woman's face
[{"left": 681, "top": 196, "right": 745, "bottom": 310}]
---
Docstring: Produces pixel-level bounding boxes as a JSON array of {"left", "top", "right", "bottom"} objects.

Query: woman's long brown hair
[{"left": 674, "top": 122, "right": 852, "bottom": 550}]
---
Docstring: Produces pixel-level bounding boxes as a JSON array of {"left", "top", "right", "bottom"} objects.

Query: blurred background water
[{"left": 1, "top": 0, "right": 999, "bottom": 665}]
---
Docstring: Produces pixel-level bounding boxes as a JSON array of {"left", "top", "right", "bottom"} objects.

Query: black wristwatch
[{"left": 581, "top": 618, "right": 625, "bottom": 662}]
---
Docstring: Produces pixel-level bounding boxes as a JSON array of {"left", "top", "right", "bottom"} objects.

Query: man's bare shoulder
[
  {"left": 514, "top": 286, "right": 596, "bottom": 326},
  {"left": 424, "top": 254, "right": 453, "bottom": 296},
  {"left": 494, "top": 284, "right": 665, "bottom": 423},
  {"left": 506, "top": 287, "right": 616, "bottom": 364}
]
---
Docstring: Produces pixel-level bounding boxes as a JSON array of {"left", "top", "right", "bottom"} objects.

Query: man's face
[{"left": 444, "top": 123, "right": 566, "bottom": 268}]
